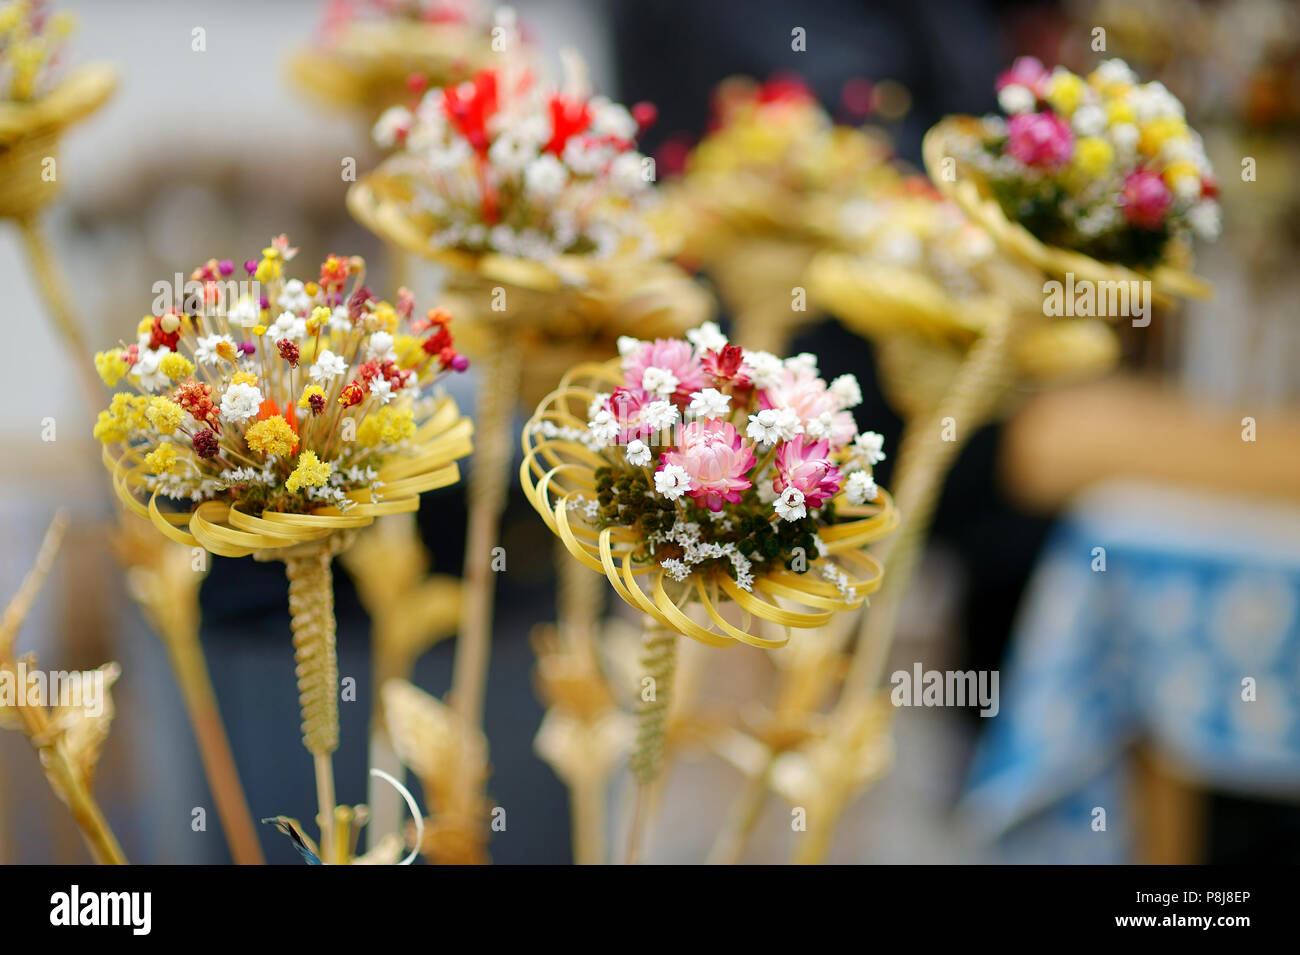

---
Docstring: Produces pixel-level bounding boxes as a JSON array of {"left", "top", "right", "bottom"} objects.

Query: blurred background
[{"left": 1, "top": 0, "right": 1297, "bottom": 864}]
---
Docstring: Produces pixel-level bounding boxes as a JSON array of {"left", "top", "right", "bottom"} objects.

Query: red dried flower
[
  {"left": 308, "top": 393, "right": 326, "bottom": 416},
  {"left": 703, "top": 344, "right": 751, "bottom": 386},
  {"left": 192, "top": 428, "right": 219, "bottom": 460},
  {"left": 338, "top": 379, "right": 367, "bottom": 408},
  {"left": 174, "top": 378, "right": 218, "bottom": 426},
  {"left": 149, "top": 313, "right": 181, "bottom": 351},
  {"left": 347, "top": 286, "right": 373, "bottom": 323},
  {"left": 277, "top": 339, "right": 300, "bottom": 367}
]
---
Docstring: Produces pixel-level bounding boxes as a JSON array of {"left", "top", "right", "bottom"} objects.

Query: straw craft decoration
[
  {"left": 0, "top": 2, "right": 115, "bottom": 219},
  {"left": 926, "top": 57, "right": 1218, "bottom": 303},
  {"left": 287, "top": 0, "right": 515, "bottom": 117},
  {"left": 521, "top": 323, "right": 897, "bottom": 649},
  {"left": 91, "top": 237, "right": 473, "bottom": 862}
]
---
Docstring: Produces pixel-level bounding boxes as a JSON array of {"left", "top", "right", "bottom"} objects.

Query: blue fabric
[{"left": 961, "top": 495, "right": 1300, "bottom": 862}]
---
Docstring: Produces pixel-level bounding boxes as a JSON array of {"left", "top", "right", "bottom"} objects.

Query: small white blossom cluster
[{"left": 649, "top": 518, "right": 756, "bottom": 592}]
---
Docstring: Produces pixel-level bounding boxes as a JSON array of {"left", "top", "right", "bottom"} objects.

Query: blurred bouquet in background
[{"left": 369, "top": 58, "right": 659, "bottom": 263}]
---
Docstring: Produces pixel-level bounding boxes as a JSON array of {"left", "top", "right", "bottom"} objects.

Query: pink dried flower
[
  {"left": 623, "top": 339, "right": 705, "bottom": 405},
  {"left": 996, "top": 56, "right": 1048, "bottom": 96},
  {"left": 773, "top": 436, "right": 842, "bottom": 509},
  {"left": 1006, "top": 111, "right": 1073, "bottom": 169},
  {"left": 660, "top": 420, "right": 755, "bottom": 512},
  {"left": 1121, "top": 170, "right": 1173, "bottom": 229}
]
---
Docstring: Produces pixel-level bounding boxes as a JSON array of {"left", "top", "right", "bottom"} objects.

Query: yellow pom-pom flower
[
  {"left": 145, "top": 443, "right": 179, "bottom": 475},
  {"left": 286, "top": 450, "right": 331, "bottom": 492},
  {"left": 144, "top": 396, "right": 185, "bottom": 434},
  {"left": 93, "top": 410, "right": 128, "bottom": 444},
  {"left": 254, "top": 250, "right": 282, "bottom": 284},
  {"left": 373, "top": 301, "right": 398, "bottom": 333},
  {"left": 1105, "top": 99, "right": 1135, "bottom": 127},
  {"left": 1162, "top": 159, "right": 1201, "bottom": 195},
  {"left": 245, "top": 415, "right": 298, "bottom": 457},
  {"left": 94, "top": 349, "right": 129, "bottom": 387},
  {"left": 159, "top": 352, "right": 195, "bottom": 381},
  {"left": 110, "top": 393, "right": 149, "bottom": 431},
  {"left": 394, "top": 334, "right": 425, "bottom": 369},
  {"left": 1138, "top": 116, "right": 1188, "bottom": 157},
  {"left": 231, "top": 371, "right": 258, "bottom": 386},
  {"left": 1045, "top": 70, "right": 1086, "bottom": 116},
  {"left": 357, "top": 406, "right": 415, "bottom": 448},
  {"left": 1071, "top": 137, "right": 1115, "bottom": 178}
]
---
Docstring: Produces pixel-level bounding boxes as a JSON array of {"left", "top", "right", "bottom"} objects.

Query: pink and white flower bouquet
[{"left": 522, "top": 322, "right": 897, "bottom": 648}]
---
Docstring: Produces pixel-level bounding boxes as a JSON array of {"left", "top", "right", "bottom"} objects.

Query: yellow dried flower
[
  {"left": 1045, "top": 70, "right": 1085, "bottom": 116},
  {"left": 144, "top": 443, "right": 179, "bottom": 475},
  {"left": 159, "top": 352, "right": 195, "bottom": 381},
  {"left": 1106, "top": 99, "right": 1136, "bottom": 127},
  {"left": 298, "top": 384, "right": 325, "bottom": 409},
  {"left": 306, "top": 307, "right": 330, "bottom": 336},
  {"left": 245, "top": 415, "right": 298, "bottom": 457},
  {"left": 92, "top": 410, "right": 127, "bottom": 444},
  {"left": 94, "top": 349, "right": 129, "bottom": 387},
  {"left": 145, "top": 396, "right": 185, "bottom": 434},
  {"left": 254, "top": 251, "right": 282, "bottom": 284},
  {"left": 1071, "top": 137, "right": 1114, "bottom": 178},
  {"left": 231, "top": 371, "right": 258, "bottom": 386},
  {"left": 373, "top": 301, "right": 398, "bottom": 333},
  {"left": 357, "top": 406, "right": 415, "bottom": 448},
  {"left": 286, "top": 450, "right": 331, "bottom": 492},
  {"left": 394, "top": 334, "right": 425, "bottom": 369},
  {"left": 109, "top": 393, "right": 149, "bottom": 430},
  {"left": 1138, "top": 116, "right": 1188, "bottom": 157}
]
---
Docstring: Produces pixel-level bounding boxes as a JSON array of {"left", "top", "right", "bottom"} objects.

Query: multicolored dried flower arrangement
[
  {"left": 686, "top": 74, "right": 894, "bottom": 213},
  {"left": 370, "top": 58, "right": 659, "bottom": 262},
  {"left": 0, "top": 0, "right": 74, "bottom": 101},
  {"left": 524, "top": 321, "right": 896, "bottom": 649},
  {"left": 948, "top": 57, "right": 1219, "bottom": 268},
  {"left": 93, "top": 237, "right": 469, "bottom": 550}
]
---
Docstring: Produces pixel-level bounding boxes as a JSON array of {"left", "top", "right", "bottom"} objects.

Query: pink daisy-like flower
[
  {"left": 660, "top": 420, "right": 755, "bottom": 512},
  {"left": 623, "top": 338, "right": 706, "bottom": 406},
  {"left": 773, "top": 435, "right": 843, "bottom": 510},
  {"left": 1006, "top": 111, "right": 1073, "bottom": 169},
  {"left": 760, "top": 368, "right": 857, "bottom": 448},
  {"left": 1121, "top": 170, "right": 1173, "bottom": 230}
]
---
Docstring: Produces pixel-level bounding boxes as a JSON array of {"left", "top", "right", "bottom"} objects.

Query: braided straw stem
[
  {"left": 451, "top": 318, "right": 523, "bottom": 727},
  {"left": 268, "top": 534, "right": 352, "bottom": 863},
  {"left": 844, "top": 314, "right": 1019, "bottom": 705},
  {"left": 285, "top": 548, "right": 340, "bottom": 756},
  {"left": 16, "top": 214, "right": 101, "bottom": 407},
  {"left": 625, "top": 615, "right": 678, "bottom": 863}
]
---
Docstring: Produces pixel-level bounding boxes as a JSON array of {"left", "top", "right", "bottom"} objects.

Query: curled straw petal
[
  {"left": 520, "top": 359, "right": 898, "bottom": 648},
  {"left": 103, "top": 396, "right": 472, "bottom": 558}
]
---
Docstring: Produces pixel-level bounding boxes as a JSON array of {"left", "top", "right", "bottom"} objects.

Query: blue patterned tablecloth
[{"left": 960, "top": 480, "right": 1300, "bottom": 863}]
